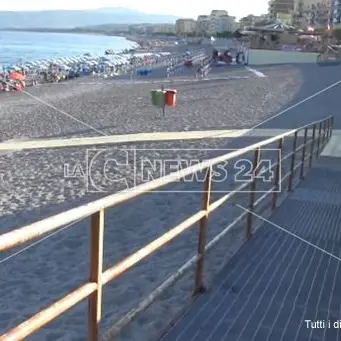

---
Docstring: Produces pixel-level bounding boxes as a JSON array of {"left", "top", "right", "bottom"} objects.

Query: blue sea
[{"left": 0, "top": 31, "right": 137, "bottom": 65}]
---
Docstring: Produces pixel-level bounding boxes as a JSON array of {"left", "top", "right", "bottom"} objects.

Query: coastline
[
  {"left": 0, "top": 28, "right": 158, "bottom": 45},
  {"left": 0, "top": 29, "right": 183, "bottom": 64},
  {"left": 0, "top": 28, "right": 123, "bottom": 36},
  {"left": 0, "top": 33, "right": 137, "bottom": 67},
  {"left": 0, "top": 28, "right": 142, "bottom": 48}
]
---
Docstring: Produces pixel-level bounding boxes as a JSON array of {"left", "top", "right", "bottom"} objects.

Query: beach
[{"left": 0, "top": 50, "right": 337, "bottom": 341}]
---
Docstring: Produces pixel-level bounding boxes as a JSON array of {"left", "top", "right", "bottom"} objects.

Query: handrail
[
  {"left": 1, "top": 283, "right": 98, "bottom": 341},
  {"left": 0, "top": 115, "right": 333, "bottom": 341},
  {"left": 0, "top": 116, "right": 332, "bottom": 253}
]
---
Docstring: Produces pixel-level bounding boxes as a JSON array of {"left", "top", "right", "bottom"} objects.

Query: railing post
[
  {"left": 194, "top": 166, "right": 212, "bottom": 296},
  {"left": 288, "top": 131, "right": 298, "bottom": 192},
  {"left": 327, "top": 118, "right": 332, "bottom": 140},
  {"left": 309, "top": 125, "right": 316, "bottom": 168},
  {"left": 322, "top": 120, "right": 327, "bottom": 147},
  {"left": 327, "top": 117, "right": 332, "bottom": 139},
  {"left": 326, "top": 118, "right": 330, "bottom": 140},
  {"left": 300, "top": 128, "right": 308, "bottom": 180},
  {"left": 88, "top": 209, "right": 105, "bottom": 341},
  {"left": 272, "top": 138, "right": 283, "bottom": 211},
  {"left": 246, "top": 148, "right": 260, "bottom": 240},
  {"left": 330, "top": 117, "right": 334, "bottom": 138},
  {"left": 316, "top": 122, "right": 322, "bottom": 158}
]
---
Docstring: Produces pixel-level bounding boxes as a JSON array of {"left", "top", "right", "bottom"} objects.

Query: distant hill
[{"left": 0, "top": 7, "right": 178, "bottom": 29}]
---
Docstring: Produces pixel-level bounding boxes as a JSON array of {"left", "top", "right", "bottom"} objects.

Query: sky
[{"left": 0, "top": 0, "right": 268, "bottom": 20}]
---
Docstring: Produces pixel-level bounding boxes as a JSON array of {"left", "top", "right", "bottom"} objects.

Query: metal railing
[{"left": 0, "top": 116, "right": 333, "bottom": 341}]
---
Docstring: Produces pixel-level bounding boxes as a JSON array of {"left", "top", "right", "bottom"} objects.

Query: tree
[
  {"left": 254, "top": 20, "right": 270, "bottom": 27},
  {"left": 314, "top": 27, "right": 326, "bottom": 33},
  {"left": 152, "top": 32, "right": 176, "bottom": 36},
  {"left": 333, "top": 28, "right": 341, "bottom": 42},
  {"left": 216, "top": 31, "right": 232, "bottom": 38},
  {"left": 233, "top": 30, "right": 243, "bottom": 38}
]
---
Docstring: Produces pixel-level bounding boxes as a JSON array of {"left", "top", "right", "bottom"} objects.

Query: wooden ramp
[{"left": 160, "top": 156, "right": 341, "bottom": 341}]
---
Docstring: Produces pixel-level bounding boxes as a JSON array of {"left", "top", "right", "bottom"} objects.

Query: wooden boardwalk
[{"left": 161, "top": 156, "right": 341, "bottom": 341}]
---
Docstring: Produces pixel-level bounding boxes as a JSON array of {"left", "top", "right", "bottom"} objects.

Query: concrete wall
[{"left": 248, "top": 49, "right": 318, "bottom": 65}]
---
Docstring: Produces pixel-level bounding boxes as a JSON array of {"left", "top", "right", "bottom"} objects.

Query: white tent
[{"left": 264, "top": 23, "right": 297, "bottom": 31}]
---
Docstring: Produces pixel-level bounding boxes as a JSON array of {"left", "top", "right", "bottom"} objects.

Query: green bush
[
  {"left": 333, "top": 28, "right": 341, "bottom": 42},
  {"left": 216, "top": 31, "right": 232, "bottom": 38}
]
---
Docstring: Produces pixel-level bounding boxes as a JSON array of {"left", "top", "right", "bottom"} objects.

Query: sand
[{"left": 0, "top": 60, "right": 310, "bottom": 341}]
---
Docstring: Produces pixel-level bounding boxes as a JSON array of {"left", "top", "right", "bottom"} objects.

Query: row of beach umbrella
[{"left": 0, "top": 51, "right": 173, "bottom": 74}]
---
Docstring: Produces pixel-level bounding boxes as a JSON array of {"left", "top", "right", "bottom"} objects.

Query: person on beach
[{"left": 195, "top": 66, "right": 203, "bottom": 79}]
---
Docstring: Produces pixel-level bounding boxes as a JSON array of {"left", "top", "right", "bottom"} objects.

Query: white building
[
  {"left": 209, "top": 10, "right": 233, "bottom": 34},
  {"left": 196, "top": 15, "right": 211, "bottom": 35},
  {"left": 175, "top": 19, "right": 197, "bottom": 35},
  {"left": 210, "top": 10, "right": 229, "bottom": 17},
  {"left": 215, "top": 15, "right": 238, "bottom": 32},
  {"left": 292, "top": 0, "right": 330, "bottom": 28},
  {"left": 152, "top": 24, "right": 176, "bottom": 34},
  {"left": 196, "top": 11, "right": 237, "bottom": 36}
]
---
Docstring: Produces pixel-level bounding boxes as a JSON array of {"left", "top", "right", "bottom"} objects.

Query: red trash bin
[{"left": 165, "top": 89, "right": 177, "bottom": 107}]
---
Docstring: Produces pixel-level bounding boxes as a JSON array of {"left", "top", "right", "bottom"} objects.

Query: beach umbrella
[{"left": 8, "top": 72, "right": 25, "bottom": 81}]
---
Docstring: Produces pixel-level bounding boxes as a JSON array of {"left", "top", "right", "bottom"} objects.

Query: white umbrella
[{"left": 264, "top": 23, "right": 296, "bottom": 31}]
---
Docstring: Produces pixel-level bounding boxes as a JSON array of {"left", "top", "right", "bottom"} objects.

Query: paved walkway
[
  {"left": 0, "top": 128, "right": 314, "bottom": 151},
  {"left": 161, "top": 155, "right": 341, "bottom": 341},
  {"left": 321, "top": 129, "right": 341, "bottom": 157}
]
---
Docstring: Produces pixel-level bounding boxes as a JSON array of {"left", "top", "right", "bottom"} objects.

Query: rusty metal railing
[{"left": 0, "top": 116, "right": 333, "bottom": 341}]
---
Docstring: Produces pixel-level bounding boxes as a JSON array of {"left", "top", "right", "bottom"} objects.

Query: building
[
  {"left": 196, "top": 15, "right": 210, "bottom": 35},
  {"left": 311, "top": 1, "right": 330, "bottom": 27},
  {"left": 292, "top": 0, "right": 330, "bottom": 28},
  {"left": 129, "top": 24, "right": 176, "bottom": 34},
  {"left": 210, "top": 10, "right": 229, "bottom": 17},
  {"left": 213, "top": 15, "right": 238, "bottom": 32},
  {"left": 239, "top": 14, "right": 268, "bottom": 28},
  {"left": 267, "top": 0, "right": 331, "bottom": 29},
  {"left": 151, "top": 24, "right": 176, "bottom": 34},
  {"left": 195, "top": 11, "right": 238, "bottom": 36},
  {"left": 268, "top": 0, "right": 295, "bottom": 21},
  {"left": 175, "top": 18, "right": 196, "bottom": 35},
  {"left": 331, "top": 0, "right": 341, "bottom": 26},
  {"left": 294, "top": 0, "right": 322, "bottom": 11},
  {"left": 129, "top": 24, "right": 149, "bottom": 34}
]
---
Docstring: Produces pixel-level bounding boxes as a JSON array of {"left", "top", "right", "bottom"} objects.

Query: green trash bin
[
  {"left": 150, "top": 90, "right": 165, "bottom": 107},
  {"left": 151, "top": 90, "right": 158, "bottom": 106}
]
